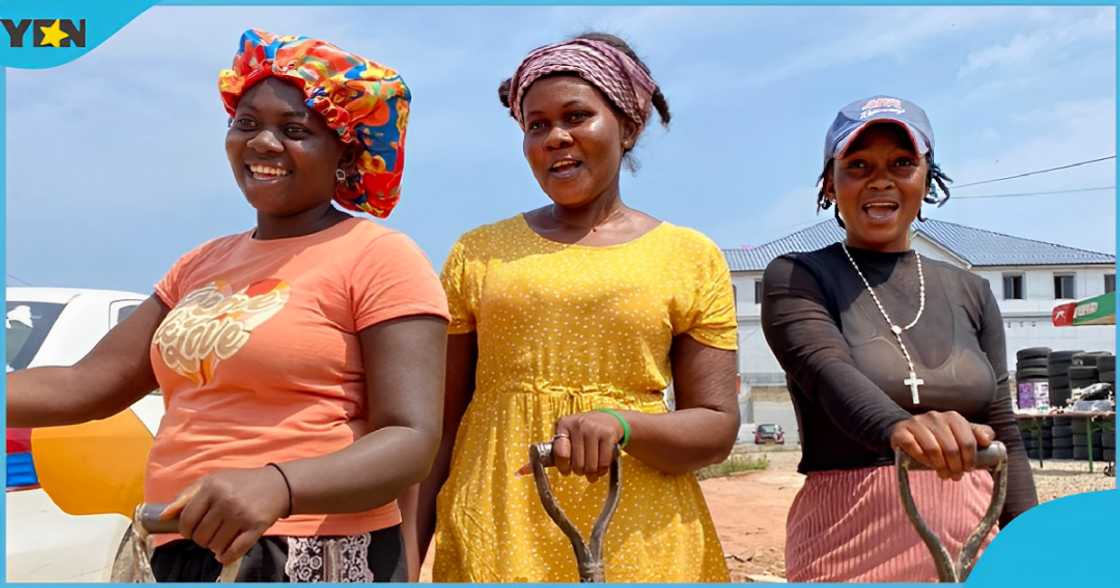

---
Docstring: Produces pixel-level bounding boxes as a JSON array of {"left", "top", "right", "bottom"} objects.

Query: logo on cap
[{"left": 859, "top": 97, "right": 904, "bottom": 120}]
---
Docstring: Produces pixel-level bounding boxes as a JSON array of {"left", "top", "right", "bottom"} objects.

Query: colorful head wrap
[
  {"left": 507, "top": 38, "right": 657, "bottom": 133},
  {"left": 218, "top": 29, "right": 410, "bottom": 218}
]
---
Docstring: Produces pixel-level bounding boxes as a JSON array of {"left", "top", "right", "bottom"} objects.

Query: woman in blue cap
[{"left": 760, "top": 96, "right": 1037, "bottom": 581}]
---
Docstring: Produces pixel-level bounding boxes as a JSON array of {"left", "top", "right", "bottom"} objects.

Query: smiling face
[
  {"left": 520, "top": 75, "right": 637, "bottom": 208},
  {"left": 225, "top": 77, "right": 350, "bottom": 217},
  {"left": 825, "top": 122, "right": 929, "bottom": 252}
]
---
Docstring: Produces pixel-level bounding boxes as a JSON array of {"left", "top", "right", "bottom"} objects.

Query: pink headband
[{"left": 508, "top": 38, "right": 657, "bottom": 132}]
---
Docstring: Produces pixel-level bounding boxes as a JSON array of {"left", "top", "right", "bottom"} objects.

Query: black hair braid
[{"left": 817, "top": 154, "right": 953, "bottom": 228}]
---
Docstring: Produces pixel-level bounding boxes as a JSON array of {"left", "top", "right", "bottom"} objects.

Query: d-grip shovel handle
[
  {"left": 137, "top": 502, "right": 179, "bottom": 534},
  {"left": 895, "top": 441, "right": 1009, "bottom": 583},
  {"left": 529, "top": 442, "right": 622, "bottom": 583},
  {"left": 132, "top": 503, "right": 243, "bottom": 583}
]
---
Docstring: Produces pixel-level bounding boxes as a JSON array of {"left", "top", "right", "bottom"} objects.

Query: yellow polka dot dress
[{"left": 433, "top": 215, "right": 737, "bottom": 582}]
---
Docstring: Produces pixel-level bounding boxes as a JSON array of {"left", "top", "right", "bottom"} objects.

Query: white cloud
[
  {"left": 958, "top": 9, "right": 1113, "bottom": 77},
  {"left": 747, "top": 7, "right": 1016, "bottom": 87}
]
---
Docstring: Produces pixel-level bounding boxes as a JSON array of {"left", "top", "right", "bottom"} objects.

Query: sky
[{"left": 5, "top": 5, "right": 1117, "bottom": 293}]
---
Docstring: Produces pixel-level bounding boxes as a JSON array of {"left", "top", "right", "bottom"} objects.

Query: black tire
[
  {"left": 1105, "top": 449, "right": 1115, "bottom": 461},
  {"left": 1048, "top": 375, "right": 1070, "bottom": 386},
  {"left": 1043, "top": 448, "right": 1054, "bottom": 459},
  {"left": 1100, "top": 370, "right": 1115, "bottom": 383},
  {"left": 1052, "top": 425, "right": 1074, "bottom": 437},
  {"left": 1072, "top": 419, "right": 1090, "bottom": 434},
  {"left": 1017, "top": 347, "right": 1052, "bottom": 360},
  {"left": 1092, "top": 430, "right": 1103, "bottom": 445},
  {"left": 1053, "top": 416, "right": 1072, "bottom": 426},
  {"left": 1069, "top": 366, "right": 1099, "bottom": 380},
  {"left": 1103, "top": 434, "right": 1116, "bottom": 449},
  {"left": 1050, "top": 389, "right": 1072, "bottom": 408},
  {"left": 1053, "top": 437, "right": 1074, "bottom": 448},
  {"left": 1050, "top": 350, "right": 1084, "bottom": 363},
  {"left": 1073, "top": 433, "right": 1088, "bottom": 446},
  {"left": 1071, "top": 352, "right": 1102, "bottom": 367},
  {"left": 1074, "top": 446, "right": 1089, "bottom": 460},
  {"left": 1097, "top": 355, "right": 1116, "bottom": 371},
  {"left": 1053, "top": 447, "right": 1074, "bottom": 459},
  {"left": 1093, "top": 447, "right": 1105, "bottom": 461},
  {"left": 1016, "top": 368, "right": 1051, "bottom": 380},
  {"left": 1048, "top": 364, "right": 1072, "bottom": 377},
  {"left": 1016, "top": 359, "right": 1051, "bottom": 371},
  {"left": 1026, "top": 448, "right": 1040, "bottom": 459}
]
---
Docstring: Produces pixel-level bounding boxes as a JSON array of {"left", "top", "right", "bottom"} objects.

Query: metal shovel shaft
[
  {"left": 529, "top": 442, "right": 621, "bottom": 583},
  {"left": 896, "top": 442, "right": 1009, "bottom": 583}
]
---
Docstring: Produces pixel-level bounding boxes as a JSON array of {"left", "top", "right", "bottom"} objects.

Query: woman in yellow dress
[{"left": 410, "top": 32, "right": 739, "bottom": 582}]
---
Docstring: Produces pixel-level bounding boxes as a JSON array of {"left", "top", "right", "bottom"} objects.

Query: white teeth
[
  {"left": 249, "top": 164, "right": 290, "bottom": 177},
  {"left": 551, "top": 160, "right": 578, "bottom": 171}
]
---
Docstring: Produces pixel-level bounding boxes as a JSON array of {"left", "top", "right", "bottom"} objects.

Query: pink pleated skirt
[{"left": 785, "top": 464, "right": 998, "bottom": 583}]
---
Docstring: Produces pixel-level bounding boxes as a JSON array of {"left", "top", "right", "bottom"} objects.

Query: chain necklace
[{"left": 841, "top": 242, "right": 927, "bottom": 404}]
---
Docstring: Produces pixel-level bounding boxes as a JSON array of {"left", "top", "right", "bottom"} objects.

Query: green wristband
[{"left": 596, "top": 408, "right": 631, "bottom": 448}]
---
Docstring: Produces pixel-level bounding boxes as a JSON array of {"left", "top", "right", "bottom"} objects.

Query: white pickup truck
[{"left": 6, "top": 287, "right": 164, "bottom": 582}]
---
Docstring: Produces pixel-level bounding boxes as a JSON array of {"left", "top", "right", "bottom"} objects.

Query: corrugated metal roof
[{"left": 724, "top": 219, "right": 1115, "bottom": 272}]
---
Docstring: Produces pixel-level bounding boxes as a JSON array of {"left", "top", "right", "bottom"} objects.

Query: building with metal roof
[{"left": 727, "top": 219, "right": 1116, "bottom": 391}]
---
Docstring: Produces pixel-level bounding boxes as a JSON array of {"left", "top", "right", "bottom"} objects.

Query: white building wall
[
  {"left": 734, "top": 263, "right": 1117, "bottom": 383},
  {"left": 912, "top": 236, "right": 967, "bottom": 267}
]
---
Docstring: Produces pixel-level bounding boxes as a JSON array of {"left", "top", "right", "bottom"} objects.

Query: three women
[{"left": 7, "top": 28, "right": 1035, "bottom": 585}]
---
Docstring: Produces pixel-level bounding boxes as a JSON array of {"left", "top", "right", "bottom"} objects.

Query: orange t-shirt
[{"left": 147, "top": 217, "right": 448, "bottom": 539}]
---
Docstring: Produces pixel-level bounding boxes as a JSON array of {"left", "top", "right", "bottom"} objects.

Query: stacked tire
[
  {"left": 1104, "top": 420, "right": 1116, "bottom": 463},
  {"left": 1051, "top": 416, "right": 1074, "bottom": 460},
  {"left": 1069, "top": 352, "right": 1105, "bottom": 391},
  {"left": 1015, "top": 347, "right": 1051, "bottom": 410},
  {"left": 1018, "top": 417, "right": 1053, "bottom": 460},
  {"left": 1071, "top": 417, "right": 1105, "bottom": 461},
  {"left": 1098, "top": 354, "right": 1116, "bottom": 388},
  {"left": 1047, "top": 350, "right": 1082, "bottom": 408}
]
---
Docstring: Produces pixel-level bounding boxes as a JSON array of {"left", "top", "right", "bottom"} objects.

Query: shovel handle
[
  {"left": 897, "top": 443, "right": 1007, "bottom": 471},
  {"left": 896, "top": 440, "right": 1008, "bottom": 582},
  {"left": 529, "top": 441, "right": 621, "bottom": 582},
  {"left": 135, "top": 503, "right": 179, "bottom": 534}
]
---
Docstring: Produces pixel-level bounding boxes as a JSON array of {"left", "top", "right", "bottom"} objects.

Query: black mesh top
[{"left": 761, "top": 242, "right": 1038, "bottom": 525}]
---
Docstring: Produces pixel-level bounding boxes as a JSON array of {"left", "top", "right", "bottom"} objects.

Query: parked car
[
  {"left": 6, "top": 287, "right": 164, "bottom": 582},
  {"left": 754, "top": 423, "right": 785, "bottom": 445}
]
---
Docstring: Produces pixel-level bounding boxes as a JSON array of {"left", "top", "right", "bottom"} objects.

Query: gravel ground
[
  {"left": 706, "top": 449, "right": 1116, "bottom": 583},
  {"left": 1029, "top": 458, "right": 1116, "bottom": 503}
]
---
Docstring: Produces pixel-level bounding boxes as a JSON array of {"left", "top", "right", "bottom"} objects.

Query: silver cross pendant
[{"left": 905, "top": 371, "right": 924, "bottom": 404}]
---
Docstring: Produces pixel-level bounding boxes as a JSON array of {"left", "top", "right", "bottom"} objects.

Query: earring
[{"left": 335, "top": 169, "right": 346, "bottom": 183}]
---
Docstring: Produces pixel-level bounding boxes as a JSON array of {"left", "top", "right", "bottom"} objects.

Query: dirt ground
[
  {"left": 701, "top": 449, "right": 803, "bottom": 582},
  {"left": 419, "top": 447, "right": 1113, "bottom": 583}
]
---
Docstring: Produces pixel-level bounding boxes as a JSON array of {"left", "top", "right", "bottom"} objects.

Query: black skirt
[{"left": 151, "top": 525, "right": 407, "bottom": 582}]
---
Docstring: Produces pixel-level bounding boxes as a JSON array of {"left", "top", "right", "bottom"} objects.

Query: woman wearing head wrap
[
  {"left": 7, "top": 30, "right": 449, "bottom": 582},
  {"left": 410, "top": 33, "right": 738, "bottom": 582},
  {"left": 760, "top": 96, "right": 1038, "bottom": 581}
]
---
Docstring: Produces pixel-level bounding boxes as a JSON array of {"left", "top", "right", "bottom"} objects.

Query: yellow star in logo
[{"left": 38, "top": 19, "right": 70, "bottom": 48}]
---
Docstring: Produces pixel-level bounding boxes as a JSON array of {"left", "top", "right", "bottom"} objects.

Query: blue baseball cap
[{"left": 823, "top": 96, "right": 935, "bottom": 167}]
